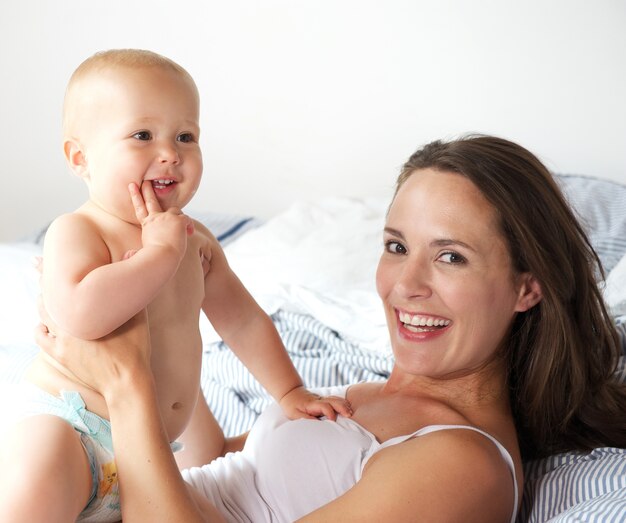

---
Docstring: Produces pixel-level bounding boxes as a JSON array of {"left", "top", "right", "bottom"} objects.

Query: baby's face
[{"left": 69, "top": 66, "right": 202, "bottom": 224}]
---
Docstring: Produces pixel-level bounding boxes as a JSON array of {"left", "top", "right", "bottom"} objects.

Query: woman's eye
[
  {"left": 384, "top": 240, "right": 407, "bottom": 255},
  {"left": 132, "top": 131, "right": 151, "bottom": 141},
  {"left": 177, "top": 133, "right": 195, "bottom": 143},
  {"left": 438, "top": 251, "right": 466, "bottom": 264}
]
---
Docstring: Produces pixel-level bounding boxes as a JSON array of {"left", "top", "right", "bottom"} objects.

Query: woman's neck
[{"left": 382, "top": 357, "right": 511, "bottom": 415}]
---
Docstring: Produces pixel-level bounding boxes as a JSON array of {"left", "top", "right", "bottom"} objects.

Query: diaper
[
  {"left": 78, "top": 432, "right": 121, "bottom": 523},
  {"left": 0, "top": 383, "right": 120, "bottom": 522}
]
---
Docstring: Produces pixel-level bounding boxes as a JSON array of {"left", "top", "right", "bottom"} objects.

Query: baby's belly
[{"left": 149, "top": 329, "right": 204, "bottom": 440}]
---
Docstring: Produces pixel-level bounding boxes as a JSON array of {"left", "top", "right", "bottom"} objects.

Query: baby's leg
[{"left": 0, "top": 414, "right": 92, "bottom": 523}]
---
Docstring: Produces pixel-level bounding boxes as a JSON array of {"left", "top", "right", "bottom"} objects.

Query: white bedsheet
[
  {"left": 0, "top": 242, "right": 41, "bottom": 347},
  {"left": 204, "top": 197, "right": 391, "bottom": 355}
]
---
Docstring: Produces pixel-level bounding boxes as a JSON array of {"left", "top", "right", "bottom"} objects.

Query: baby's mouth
[{"left": 151, "top": 179, "right": 176, "bottom": 190}]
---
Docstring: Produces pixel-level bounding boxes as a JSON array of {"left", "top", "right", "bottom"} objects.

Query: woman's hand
[{"left": 35, "top": 306, "right": 153, "bottom": 400}]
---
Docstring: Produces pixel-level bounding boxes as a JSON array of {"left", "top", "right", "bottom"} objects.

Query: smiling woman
[{"left": 398, "top": 137, "right": 626, "bottom": 460}]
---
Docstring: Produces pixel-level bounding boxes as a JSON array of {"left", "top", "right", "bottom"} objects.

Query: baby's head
[{"left": 63, "top": 49, "right": 202, "bottom": 221}]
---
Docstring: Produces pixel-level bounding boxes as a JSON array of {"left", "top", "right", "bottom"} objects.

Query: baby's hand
[
  {"left": 129, "top": 182, "right": 194, "bottom": 260},
  {"left": 279, "top": 386, "right": 352, "bottom": 421}
]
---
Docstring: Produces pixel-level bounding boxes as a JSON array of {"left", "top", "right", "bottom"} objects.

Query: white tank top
[{"left": 183, "top": 385, "right": 518, "bottom": 523}]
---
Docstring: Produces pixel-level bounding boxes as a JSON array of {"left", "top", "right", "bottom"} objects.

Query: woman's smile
[{"left": 396, "top": 309, "right": 452, "bottom": 339}]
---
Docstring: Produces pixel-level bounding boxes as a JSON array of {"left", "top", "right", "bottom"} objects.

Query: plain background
[{"left": 1, "top": 0, "right": 625, "bottom": 241}]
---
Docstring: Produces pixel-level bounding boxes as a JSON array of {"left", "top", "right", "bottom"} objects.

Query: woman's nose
[{"left": 396, "top": 260, "right": 432, "bottom": 299}]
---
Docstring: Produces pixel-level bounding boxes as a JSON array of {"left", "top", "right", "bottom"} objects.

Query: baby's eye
[
  {"left": 438, "top": 251, "right": 466, "bottom": 264},
  {"left": 132, "top": 131, "right": 152, "bottom": 141},
  {"left": 177, "top": 133, "right": 195, "bottom": 143},
  {"left": 384, "top": 240, "right": 407, "bottom": 255}
]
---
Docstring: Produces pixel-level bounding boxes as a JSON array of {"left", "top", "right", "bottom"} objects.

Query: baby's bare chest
[{"left": 154, "top": 246, "right": 206, "bottom": 309}]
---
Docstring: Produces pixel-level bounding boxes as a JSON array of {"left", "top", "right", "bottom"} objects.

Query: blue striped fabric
[
  {"left": 617, "top": 317, "right": 626, "bottom": 357},
  {"left": 189, "top": 212, "right": 263, "bottom": 247},
  {"left": 520, "top": 448, "right": 626, "bottom": 522},
  {"left": 556, "top": 174, "right": 626, "bottom": 275}
]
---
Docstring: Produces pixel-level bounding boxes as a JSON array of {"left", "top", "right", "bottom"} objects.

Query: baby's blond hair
[{"left": 63, "top": 49, "right": 197, "bottom": 137}]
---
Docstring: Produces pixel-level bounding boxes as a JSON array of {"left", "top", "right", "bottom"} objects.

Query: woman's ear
[
  {"left": 63, "top": 139, "right": 89, "bottom": 179},
  {"left": 515, "top": 273, "right": 543, "bottom": 312}
]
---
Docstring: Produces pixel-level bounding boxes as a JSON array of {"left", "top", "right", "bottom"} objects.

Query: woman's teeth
[{"left": 398, "top": 312, "right": 450, "bottom": 329}]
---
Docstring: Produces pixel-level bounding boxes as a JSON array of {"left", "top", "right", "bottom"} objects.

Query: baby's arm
[
  {"left": 42, "top": 183, "right": 192, "bottom": 339},
  {"left": 198, "top": 224, "right": 351, "bottom": 420}
]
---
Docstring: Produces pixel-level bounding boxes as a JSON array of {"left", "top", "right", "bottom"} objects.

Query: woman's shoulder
[
  {"left": 372, "top": 422, "right": 515, "bottom": 469},
  {"left": 363, "top": 426, "right": 519, "bottom": 522}
]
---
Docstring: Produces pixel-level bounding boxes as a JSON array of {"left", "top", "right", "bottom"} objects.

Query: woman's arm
[
  {"left": 35, "top": 310, "right": 224, "bottom": 523},
  {"left": 107, "top": 368, "right": 215, "bottom": 522}
]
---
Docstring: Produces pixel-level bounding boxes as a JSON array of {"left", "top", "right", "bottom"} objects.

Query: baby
[{"left": 6, "top": 49, "right": 348, "bottom": 522}]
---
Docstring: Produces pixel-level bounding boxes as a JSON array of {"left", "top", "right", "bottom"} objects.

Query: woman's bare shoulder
[{"left": 360, "top": 428, "right": 515, "bottom": 522}]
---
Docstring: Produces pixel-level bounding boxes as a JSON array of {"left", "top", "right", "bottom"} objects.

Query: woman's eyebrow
[
  {"left": 383, "top": 226, "right": 404, "bottom": 239},
  {"left": 430, "top": 238, "right": 476, "bottom": 252}
]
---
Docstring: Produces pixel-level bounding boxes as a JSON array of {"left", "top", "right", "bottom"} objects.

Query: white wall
[{"left": 1, "top": 0, "right": 625, "bottom": 242}]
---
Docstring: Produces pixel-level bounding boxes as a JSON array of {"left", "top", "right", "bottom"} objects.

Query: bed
[{"left": 1, "top": 173, "right": 625, "bottom": 522}]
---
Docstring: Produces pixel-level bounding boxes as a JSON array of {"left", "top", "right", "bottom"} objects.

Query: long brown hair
[{"left": 397, "top": 135, "right": 626, "bottom": 459}]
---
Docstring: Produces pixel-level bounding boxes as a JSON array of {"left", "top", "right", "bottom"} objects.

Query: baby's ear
[
  {"left": 514, "top": 273, "right": 543, "bottom": 312},
  {"left": 63, "top": 138, "right": 89, "bottom": 179}
]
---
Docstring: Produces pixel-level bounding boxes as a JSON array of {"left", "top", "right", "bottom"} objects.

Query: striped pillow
[
  {"left": 520, "top": 447, "right": 626, "bottom": 522},
  {"left": 556, "top": 174, "right": 626, "bottom": 275}
]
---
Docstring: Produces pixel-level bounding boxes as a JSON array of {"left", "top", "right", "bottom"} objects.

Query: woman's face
[{"left": 376, "top": 168, "right": 535, "bottom": 379}]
